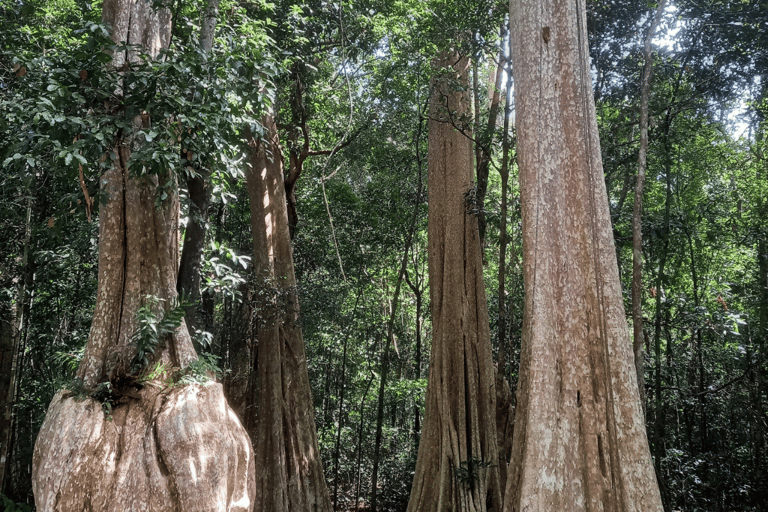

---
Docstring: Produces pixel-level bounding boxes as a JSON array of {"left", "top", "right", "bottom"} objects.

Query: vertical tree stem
[{"left": 632, "top": 0, "right": 666, "bottom": 418}]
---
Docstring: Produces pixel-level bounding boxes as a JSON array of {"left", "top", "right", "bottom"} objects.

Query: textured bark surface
[
  {"left": 504, "top": 0, "right": 662, "bottom": 510},
  {"left": 33, "top": 384, "right": 254, "bottom": 512},
  {"left": 77, "top": 0, "right": 197, "bottom": 388},
  {"left": 245, "top": 113, "right": 332, "bottom": 512},
  {"left": 406, "top": 52, "right": 502, "bottom": 512},
  {"left": 222, "top": 285, "right": 258, "bottom": 442},
  {"left": 32, "top": 2, "right": 256, "bottom": 510}
]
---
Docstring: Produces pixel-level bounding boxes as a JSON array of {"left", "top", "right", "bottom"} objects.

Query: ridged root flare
[{"left": 32, "top": 383, "right": 255, "bottom": 512}]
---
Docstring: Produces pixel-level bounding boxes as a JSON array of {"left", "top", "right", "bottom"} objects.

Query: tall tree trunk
[
  {"left": 32, "top": 3, "right": 255, "bottom": 510},
  {"left": 475, "top": 25, "right": 507, "bottom": 247},
  {"left": 633, "top": 0, "right": 666, "bottom": 417},
  {"left": 404, "top": 101, "right": 428, "bottom": 449},
  {"left": 754, "top": 237, "right": 767, "bottom": 506},
  {"left": 495, "top": 48, "right": 515, "bottom": 486},
  {"left": 177, "top": 0, "right": 219, "bottom": 337},
  {"left": 404, "top": 263, "right": 424, "bottom": 445},
  {"left": 333, "top": 288, "right": 363, "bottom": 510},
  {"left": 505, "top": 0, "right": 662, "bottom": 510},
  {"left": 354, "top": 370, "right": 376, "bottom": 510},
  {"left": 370, "top": 115, "right": 424, "bottom": 512},
  {"left": 406, "top": 51, "right": 502, "bottom": 512},
  {"left": 652, "top": 119, "right": 673, "bottom": 500},
  {"left": 0, "top": 300, "right": 14, "bottom": 495},
  {"left": 245, "top": 112, "right": 332, "bottom": 512},
  {"left": 177, "top": 170, "right": 210, "bottom": 336},
  {"left": 0, "top": 198, "right": 31, "bottom": 496}
]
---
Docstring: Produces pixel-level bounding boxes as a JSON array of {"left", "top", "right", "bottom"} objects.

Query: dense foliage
[{"left": 1, "top": 0, "right": 766, "bottom": 510}]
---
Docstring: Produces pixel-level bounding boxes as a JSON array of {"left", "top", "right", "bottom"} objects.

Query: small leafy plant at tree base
[
  {"left": 455, "top": 457, "right": 494, "bottom": 487},
  {"left": 175, "top": 353, "right": 224, "bottom": 386},
  {"left": 129, "top": 295, "right": 191, "bottom": 375},
  {"left": 137, "top": 362, "right": 175, "bottom": 387},
  {"left": 57, "top": 295, "right": 217, "bottom": 421},
  {"left": 1, "top": 494, "right": 32, "bottom": 512},
  {"left": 91, "top": 381, "right": 116, "bottom": 420},
  {"left": 137, "top": 355, "right": 224, "bottom": 387}
]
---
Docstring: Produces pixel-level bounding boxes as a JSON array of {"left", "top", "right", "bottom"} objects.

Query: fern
[
  {"left": 129, "top": 295, "right": 189, "bottom": 375},
  {"left": 53, "top": 346, "right": 84, "bottom": 373},
  {"left": 176, "top": 353, "right": 223, "bottom": 386}
]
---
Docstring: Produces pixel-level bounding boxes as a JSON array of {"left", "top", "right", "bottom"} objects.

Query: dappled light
[{"left": 1, "top": 0, "right": 766, "bottom": 511}]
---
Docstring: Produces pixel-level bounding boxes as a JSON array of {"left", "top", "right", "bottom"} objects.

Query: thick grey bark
[
  {"left": 505, "top": 0, "right": 662, "bottom": 510},
  {"left": 34, "top": 384, "right": 254, "bottom": 512}
]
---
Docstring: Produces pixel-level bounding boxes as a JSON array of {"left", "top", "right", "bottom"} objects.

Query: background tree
[
  {"left": 406, "top": 50, "right": 502, "bottom": 512},
  {"left": 245, "top": 110, "right": 333, "bottom": 512}
]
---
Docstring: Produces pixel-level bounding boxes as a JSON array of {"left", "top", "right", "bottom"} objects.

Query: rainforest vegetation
[{"left": 1, "top": 0, "right": 767, "bottom": 510}]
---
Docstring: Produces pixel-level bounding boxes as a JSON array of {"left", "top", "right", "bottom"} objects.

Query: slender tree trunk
[
  {"left": 754, "top": 237, "right": 767, "bottom": 506},
  {"left": 371, "top": 143, "right": 423, "bottom": 512},
  {"left": 475, "top": 25, "right": 507, "bottom": 246},
  {"left": 332, "top": 329, "right": 349, "bottom": 510},
  {"left": 178, "top": 170, "right": 210, "bottom": 335},
  {"left": 406, "top": 51, "right": 502, "bottom": 512},
  {"left": 0, "top": 301, "right": 15, "bottom": 495},
  {"left": 354, "top": 371, "right": 376, "bottom": 510},
  {"left": 177, "top": 0, "right": 219, "bottom": 337},
  {"left": 0, "top": 198, "right": 31, "bottom": 495},
  {"left": 404, "top": 263, "right": 424, "bottom": 445},
  {"left": 333, "top": 288, "right": 363, "bottom": 510},
  {"left": 495, "top": 49, "right": 515, "bottom": 486},
  {"left": 245, "top": 112, "right": 332, "bottom": 512},
  {"left": 652, "top": 121, "right": 673, "bottom": 490},
  {"left": 5, "top": 241, "right": 35, "bottom": 502},
  {"left": 284, "top": 65, "right": 310, "bottom": 237},
  {"left": 505, "top": 0, "right": 662, "bottom": 509},
  {"left": 32, "top": 3, "right": 254, "bottom": 510},
  {"left": 633, "top": 0, "right": 666, "bottom": 417},
  {"left": 404, "top": 101, "right": 428, "bottom": 449}
]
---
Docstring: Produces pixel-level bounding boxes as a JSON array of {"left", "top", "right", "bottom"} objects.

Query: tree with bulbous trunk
[
  {"left": 406, "top": 51, "right": 503, "bottom": 512},
  {"left": 245, "top": 111, "right": 333, "bottom": 512},
  {"left": 31, "top": 2, "right": 255, "bottom": 511},
  {"left": 504, "top": 0, "right": 662, "bottom": 510}
]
